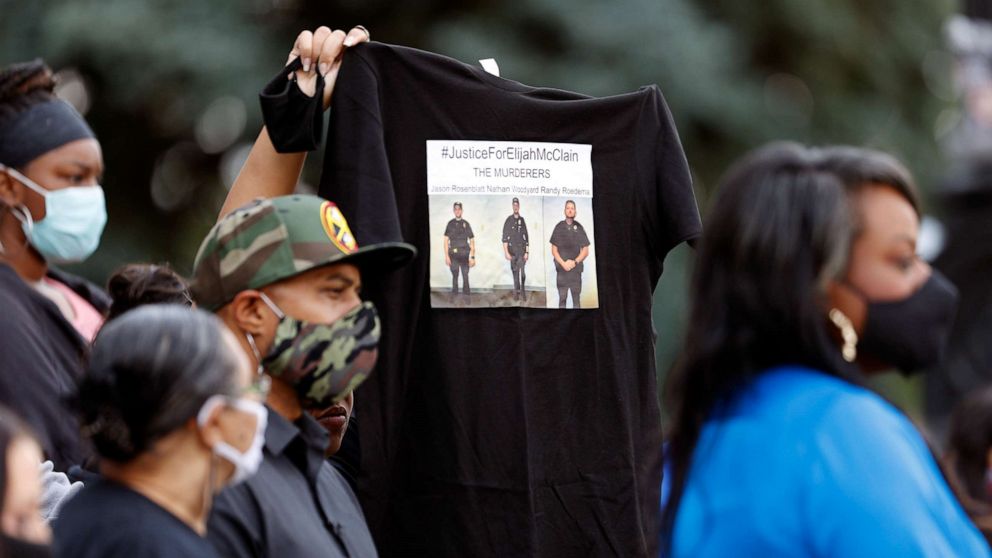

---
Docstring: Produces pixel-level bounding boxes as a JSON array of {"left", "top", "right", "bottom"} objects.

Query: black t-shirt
[
  {"left": 549, "top": 219, "right": 590, "bottom": 272},
  {"left": 443, "top": 218, "right": 473, "bottom": 253},
  {"left": 0, "top": 264, "right": 105, "bottom": 472},
  {"left": 263, "top": 42, "right": 700, "bottom": 557},
  {"left": 53, "top": 479, "right": 218, "bottom": 558}
]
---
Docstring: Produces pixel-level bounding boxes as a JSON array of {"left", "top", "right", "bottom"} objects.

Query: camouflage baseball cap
[{"left": 192, "top": 195, "right": 416, "bottom": 310}]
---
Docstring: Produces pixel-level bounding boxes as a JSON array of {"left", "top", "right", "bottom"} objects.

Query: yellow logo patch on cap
[{"left": 320, "top": 202, "right": 359, "bottom": 254}]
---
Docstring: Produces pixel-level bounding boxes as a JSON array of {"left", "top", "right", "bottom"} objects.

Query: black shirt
[
  {"left": 502, "top": 214, "right": 529, "bottom": 252},
  {"left": 0, "top": 264, "right": 106, "bottom": 472},
  {"left": 549, "top": 219, "right": 590, "bottom": 272},
  {"left": 263, "top": 42, "right": 701, "bottom": 557},
  {"left": 443, "top": 218, "right": 473, "bottom": 253},
  {"left": 206, "top": 408, "right": 377, "bottom": 558},
  {"left": 53, "top": 479, "right": 217, "bottom": 557}
]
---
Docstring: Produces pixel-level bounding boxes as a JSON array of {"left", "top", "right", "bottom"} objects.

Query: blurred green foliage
[{"left": 1, "top": 0, "right": 957, "bottom": 416}]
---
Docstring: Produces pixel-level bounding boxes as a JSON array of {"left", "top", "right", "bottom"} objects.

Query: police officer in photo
[
  {"left": 443, "top": 201, "right": 475, "bottom": 295},
  {"left": 550, "top": 199, "right": 590, "bottom": 308},
  {"left": 502, "top": 197, "right": 529, "bottom": 301}
]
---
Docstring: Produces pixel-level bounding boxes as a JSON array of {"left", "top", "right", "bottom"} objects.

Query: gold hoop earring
[{"left": 828, "top": 308, "right": 858, "bottom": 363}]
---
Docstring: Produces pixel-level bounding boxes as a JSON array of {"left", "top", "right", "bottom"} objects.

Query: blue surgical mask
[{"left": 1, "top": 164, "right": 107, "bottom": 264}]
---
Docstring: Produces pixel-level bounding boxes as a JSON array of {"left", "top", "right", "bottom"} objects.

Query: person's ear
[
  {"left": 190, "top": 403, "right": 224, "bottom": 449},
  {"left": 0, "top": 169, "right": 25, "bottom": 207},
  {"left": 229, "top": 290, "right": 271, "bottom": 336}
]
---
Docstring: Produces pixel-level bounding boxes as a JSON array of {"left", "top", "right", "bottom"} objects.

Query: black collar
[
  {"left": 47, "top": 266, "right": 111, "bottom": 313},
  {"left": 263, "top": 406, "right": 330, "bottom": 457}
]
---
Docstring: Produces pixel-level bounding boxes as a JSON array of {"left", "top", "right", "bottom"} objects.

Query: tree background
[{"left": 1, "top": 0, "right": 963, "bottom": 422}]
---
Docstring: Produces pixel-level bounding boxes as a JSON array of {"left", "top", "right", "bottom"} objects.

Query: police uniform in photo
[
  {"left": 550, "top": 217, "right": 590, "bottom": 308},
  {"left": 502, "top": 198, "right": 529, "bottom": 300},
  {"left": 444, "top": 203, "right": 474, "bottom": 294}
]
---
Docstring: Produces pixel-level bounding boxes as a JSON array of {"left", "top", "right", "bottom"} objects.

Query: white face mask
[
  {"left": 197, "top": 395, "right": 268, "bottom": 486},
  {"left": 0, "top": 164, "right": 107, "bottom": 264}
]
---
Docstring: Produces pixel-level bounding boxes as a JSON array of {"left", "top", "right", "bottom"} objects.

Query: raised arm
[{"left": 219, "top": 26, "right": 370, "bottom": 219}]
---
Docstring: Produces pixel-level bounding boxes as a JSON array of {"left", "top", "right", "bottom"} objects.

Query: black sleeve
[
  {"left": 522, "top": 218, "right": 529, "bottom": 249},
  {"left": 549, "top": 223, "right": 562, "bottom": 247},
  {"left": 640, "top": 87, "right": 701, "bottom": 259},
  {"left": 444, "top": 220, "right": 454, "bottom": 238},
  {"left": 0, "top": 293, "right": 85, "bottom": 471},
  {"left": 207, "top": 486, "right": 263, "bottom": 558},
  {"left": 318, "top": 47, "right": 405, "bottom": 247},
  {"left": 466, "top": 221, "right": 474, "bottom": 239},
  {"left": 259, "top": 57, "right": 326, "bottom": 154},
  {"left": 502, "top": 217, "right": 512, "bottom": 243},
  {"left": 0, "top": 319, "right": 56, "bottom": 458},
  {"left": 578, "top": 225, "right": 590, "bottom": 248}
]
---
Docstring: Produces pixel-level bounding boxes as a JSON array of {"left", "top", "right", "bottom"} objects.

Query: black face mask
[
  {"left": 0, "top": 533, "right": 51, "bottom": 558},
  {"left": 848, "top": 271, "right": 959, "bottom": 375}
]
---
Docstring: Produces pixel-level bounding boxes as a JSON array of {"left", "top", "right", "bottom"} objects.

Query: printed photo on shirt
[
  {"left": 428, "top": 195, "right": 548, "bottom": 308},
  {"left": 543, "top": 197, "right": 598, "bottom": 309},
  {"left": 426, "top": 140, "right": 595, "bottom": 309}
]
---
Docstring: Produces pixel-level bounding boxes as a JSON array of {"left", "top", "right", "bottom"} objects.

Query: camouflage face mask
[{"left": 257, "top": 293, "right": 381, "bottom": 409}]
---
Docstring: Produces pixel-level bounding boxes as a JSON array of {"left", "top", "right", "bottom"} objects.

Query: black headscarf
[{"left": 0, "top": 99, "right": 94, "bottom": 168}]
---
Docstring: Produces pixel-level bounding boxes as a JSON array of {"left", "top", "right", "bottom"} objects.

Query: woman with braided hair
[
  {"left": 0, "top": 60, "right": 109, "bottom": 333},
  {"left": 0, "top": 58, "right": 109, "bottom": 475}
]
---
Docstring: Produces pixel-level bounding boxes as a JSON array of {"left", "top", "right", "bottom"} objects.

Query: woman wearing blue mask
[
  {"left": 0, "top": 59, "right": 108, "bottom": 338},
  {"left": 0, "top": 59, "right": 110, "bottom": 476},
  {"left": 53, "top": 305, "right": 268, "bottom": 558}
]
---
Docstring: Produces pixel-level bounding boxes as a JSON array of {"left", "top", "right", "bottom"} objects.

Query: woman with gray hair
[{"left": 53, "top": 306, "right": 268, "bottom": 557}]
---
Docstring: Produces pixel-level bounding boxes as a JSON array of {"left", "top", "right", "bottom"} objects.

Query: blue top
[
  {"left": 668, "top": 366, "right": 990, "bottom": 557},
  {"left": 54, "top": 479, "right": 218, "bottom": 558}
]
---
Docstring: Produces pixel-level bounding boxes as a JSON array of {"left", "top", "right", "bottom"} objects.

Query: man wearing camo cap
[{"left": 195, "top": 194, "right": 415, "bottom": 558}]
